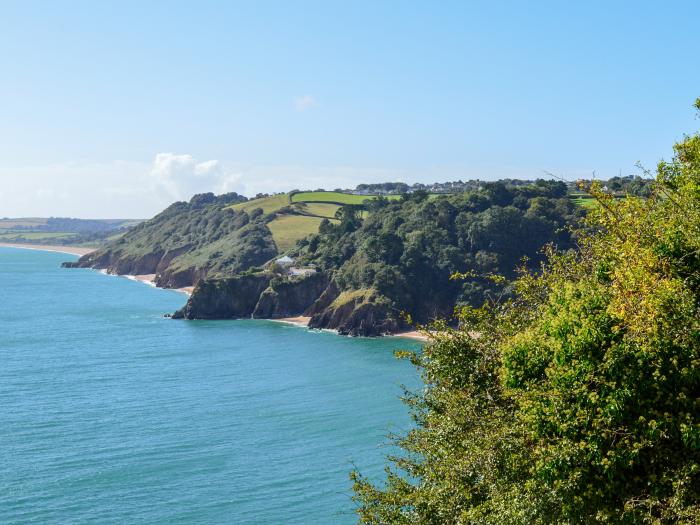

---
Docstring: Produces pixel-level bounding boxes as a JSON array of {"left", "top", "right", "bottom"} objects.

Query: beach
[
  {"left": 0, "top": 243, "right": 426, "bottom": 338},
  {"left": 126, "top": 273, "right": 193, "bottom": 295},
  {"left": 0, "top": 242, "right": 95, "bottom": 257},
  {"left": 275, "top": 316, "right": 430, "bottom": 341}
]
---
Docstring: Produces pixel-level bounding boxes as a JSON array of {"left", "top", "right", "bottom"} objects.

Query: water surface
[{"left": 0, "top": 247, "right": 419, "bottom": 524}]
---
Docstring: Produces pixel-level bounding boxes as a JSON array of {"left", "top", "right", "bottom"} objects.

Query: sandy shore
[
  {"left": 1, "top": 244, "right": 430, "bottom": 336},
  {"left": 0, "top": 242, "right": 95, "bottom": 257},
  {"left": 125, "top": 273, "right": 193, "bottom": 295},
  {"left": 274, "top": 316, "right": 312, "bottom": 327},
  {"left": 392, "top": 330, "right": 431, "bottom": 342},
  {"left": 273, "top": 316, "right": 430, "bottom": 341}
]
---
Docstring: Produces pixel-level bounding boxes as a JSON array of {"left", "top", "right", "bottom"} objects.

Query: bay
[{"left": 0, "top": 247, "right": 420, "bottom": 524}]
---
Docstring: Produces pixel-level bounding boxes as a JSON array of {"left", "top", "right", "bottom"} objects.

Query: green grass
[
  {"left": 0, "top": 218, "right": 48, "bottom": 228},
  {"left": 571, "top": 196, "right": 599, "bottom": 210},
  {"left": 296, "top": 202, "right": 341, "bottom": 218},
  {"left": 228, "top": 194, "right": 290, "bottom": 214},
  {"left": 291, "top": 191, "right": 386, "bottom": 205},
  {"left": 267, "top": 215, "right": 331, "bottom": 252},
  {"left": 0, "top": 231, "right": 76, "bottom": 241},
  {"left": 330, "top": 288, "right": 374, "bottom": 308}
]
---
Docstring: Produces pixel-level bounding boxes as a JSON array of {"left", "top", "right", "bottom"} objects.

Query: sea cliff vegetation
[
  {"left": 63, "top": 166, "right": 652, "bottom": 336},
  {"left": 350, "top": 100, "right": 700, "bottom": 523}
]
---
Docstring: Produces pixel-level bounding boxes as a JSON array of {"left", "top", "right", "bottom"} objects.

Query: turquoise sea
[{"left": 0, "top": 247, "right": 420, "bottom": 524}]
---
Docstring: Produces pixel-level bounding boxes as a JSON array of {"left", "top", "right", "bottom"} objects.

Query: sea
[{"left": 0, "top": 247, "right": 421, "bottom": 524}]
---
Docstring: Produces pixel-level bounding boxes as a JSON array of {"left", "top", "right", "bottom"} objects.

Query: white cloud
[
  {"left": 0, "top": 155, "right": 594, "bottom": 220},
  {"left": 294, "top": 95, "right": 317, "bottom": 112},
  {"left": 148, "top": 153, "right": 243, "bottom": 203}
]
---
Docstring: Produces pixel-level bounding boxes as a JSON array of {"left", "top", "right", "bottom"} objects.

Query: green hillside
[
  {"left": 291, "top": 190, "right": 400, "bottom": 205},
  {"left": 267, "top": 215, "right": 329, "bottom": 252},
  {"left": 0, "top": 217, "right": 139, "bottom": 247},
  {"left": 228, "top": 194, "right": 289, "bottom": 214}
]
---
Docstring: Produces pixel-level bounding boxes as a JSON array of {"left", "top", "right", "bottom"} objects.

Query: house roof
[{"left": 277, "top": 255, "right": 294, "bottom": 263}]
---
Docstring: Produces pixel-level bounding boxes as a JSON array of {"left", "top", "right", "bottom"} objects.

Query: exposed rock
[
  {"left": 308, "top": 288, "right": 407, "bottom": 336},
  {"left": 253, "top": 272, "right": 329, "bottom": 318},
  {"left": 303, "top": 279, "right": 340, "bottom": 316},
  {"left": 172, "top": 274, "right": 271, "bottom": 319}
]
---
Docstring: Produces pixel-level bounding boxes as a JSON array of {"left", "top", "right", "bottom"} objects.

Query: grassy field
[
  {"left": 572, "top": 197, "right": 599, "bottom": 209},
  {"left": 229, "top": 190, "right": 454, "bottom": 254},
  {"left": 266, "top": 215, "right": 329, "bottom": 252},
  {"left": 0, "top": 231, "right": 76, "bottom": 241},
  {"left": 291, "top": 191, "right": 395, "bottom": 205},
  {"left": 296, "top": 202, "right": 341, "bottom": 218},
  {"left": 229, "top": 194, "right": 290, "bottom": 214},
  {"left": 0, "top": 218, "right": 48, "bottom": 228}
]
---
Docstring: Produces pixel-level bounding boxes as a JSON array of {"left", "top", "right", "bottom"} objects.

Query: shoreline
[
  {"left": 0, "top": 242, "right": 96, "bottom": 257},
  {"left": 122, "top": 273, "right": 193, "bottom": 296},
  {"left": 272, "top": 316, "right": 430, "bottom": 341},
  {"left": 4, "top": 244, "right": 426, "bottom": 339}
]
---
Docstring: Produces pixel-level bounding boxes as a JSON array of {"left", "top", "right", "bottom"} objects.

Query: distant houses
[{"left": 272, "top": 255, "right": 316, "bottom": 277}]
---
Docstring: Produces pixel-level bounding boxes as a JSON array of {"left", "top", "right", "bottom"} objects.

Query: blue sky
[{"left": 0, "top": 1, "right": 698, "bottom": 218}]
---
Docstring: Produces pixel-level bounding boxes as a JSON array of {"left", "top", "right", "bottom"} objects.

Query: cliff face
[
  {"left": 173, "top": 272, "right": 332, "bottom": 320},
  {"left": 171, "top": 272, "right": 403, "bottom": 335},
  {"left": 307, "top": 288, "right": 407, "bottom": 336},
  {"left": 62, "top": 192, "right": 277, "bottom": 288},
  {"left": 253, "top": 272, "right": 329, "bottom": 319},
  {"left": 173, "top": 274, "right": 271, "bottom": 319}
]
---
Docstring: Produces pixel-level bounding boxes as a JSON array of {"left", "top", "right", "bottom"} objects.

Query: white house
[{"left": 276, "top": 255, "right": 294, "bottom": 266}]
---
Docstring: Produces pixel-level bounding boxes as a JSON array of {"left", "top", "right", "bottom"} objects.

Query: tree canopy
[{"left": 352, "top": 100, "right": 700, "bottom": 523}]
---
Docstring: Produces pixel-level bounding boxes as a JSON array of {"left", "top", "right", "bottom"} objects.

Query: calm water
[{"left": 0, "top": 247, "right": 420, "bottom": 524}]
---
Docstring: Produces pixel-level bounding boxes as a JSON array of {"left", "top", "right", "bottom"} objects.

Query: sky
[{"left": 0, "top": 1, "right": 698, "bottom": 219}]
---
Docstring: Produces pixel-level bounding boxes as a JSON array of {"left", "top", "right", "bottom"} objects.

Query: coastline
[
  {"left": 3, "top": 244, "right": 425, "bottom": 338},
  {"left": 272, "top": 316, "right": 430, "bottom": 342},
  {"left": 0, "top": 242, "right": 96, "bottom": 257},
  {"left": 124, "top": 273, "right": 193, "bottom": 296}
]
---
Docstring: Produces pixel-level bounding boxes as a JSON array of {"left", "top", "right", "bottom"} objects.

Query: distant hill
[
  {"left": 0, "top": 217, "right": 140, "bottom": 247},
  {"left": 65, "top": 181, "right": 596, "bottom": 335}
]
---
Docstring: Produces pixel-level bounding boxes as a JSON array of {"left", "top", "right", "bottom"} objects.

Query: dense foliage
[
  {"left": 296, "top": 180, "right": 580, "bottom": 323},
  {"left": 76, "top": 192, "right": 278, "bottom": 285},
  {"left": 351, "top": 102, "right": 700, "bottom": 523}
]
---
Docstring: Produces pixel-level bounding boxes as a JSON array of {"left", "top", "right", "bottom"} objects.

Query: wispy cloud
[{"left": 294, "top": 95, "right": 317, "bottom": 112}]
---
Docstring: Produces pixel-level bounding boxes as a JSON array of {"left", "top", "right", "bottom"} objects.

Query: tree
[{"left": 352, "top": 100, "right": 700, "bottom": 523}]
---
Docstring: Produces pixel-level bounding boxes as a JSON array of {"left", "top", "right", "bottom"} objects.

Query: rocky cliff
[
  {"left": 172, "top": 272, "right": 405, "bottom": 336},
  {"left": 174, "top": 272, "right": 407, "bottom": 336},
  {"left": 172, "top": 274, "right": 271, "bottom": 319},
  {"left": 62, "top": 192, "right": 277, "bottom": 288},
  {"left": 252, "top": 272, "right": 329, "bottom": 319},
  {"left": 307, "top": 288, "right": 407, "bottom": 336}
]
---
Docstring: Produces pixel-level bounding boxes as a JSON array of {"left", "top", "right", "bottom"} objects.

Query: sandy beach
[
  {"left": 274, "top": 316, "right": 430, "bottom": 341},
  {"left": 1, "top": 244, "right": 429, "bottom": 337},
  {"left": 0, "top": 242, "right": 96, "bottom": 257},
  {"left": 392, "top": 330, "right": 431, "bottom": 342},
  {"left": 126, "top": 273, "right": 193, "bottom": 295},
  {"left": 274, "top": 316, "right": 312, "bottom": 327}
]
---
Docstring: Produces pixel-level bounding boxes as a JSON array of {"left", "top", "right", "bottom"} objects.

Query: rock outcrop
[
  {"left": 173, "top": 272, "right": 332, "bottom": 321},
  {"left": 307, "top": 288, "right": 407, "bottom": 336},
  {"left": 252, "top": 272, "right": 330, "bottom": 319},
  {"left": 173, "top": 274, "right": 271, "bottom": 319},
  {"left": 171, "top": 273, "right": 404, "bottom": 336}
]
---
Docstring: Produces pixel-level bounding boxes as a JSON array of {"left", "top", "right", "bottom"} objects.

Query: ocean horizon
[{"left": 0, "top": 247, "right": 419, "bottom": 524}]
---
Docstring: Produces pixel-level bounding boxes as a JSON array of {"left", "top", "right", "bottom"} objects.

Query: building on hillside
[
  {"left": 289, "top": 267, "right": 317, "bottom": 277},
  {"left": 276, "top": 255, "right": 294, "bottom": 267}
]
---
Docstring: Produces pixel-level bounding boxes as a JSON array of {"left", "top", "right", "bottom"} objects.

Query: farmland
[{"left": 267, "top": 215, "right": 329, "bottom": 252}]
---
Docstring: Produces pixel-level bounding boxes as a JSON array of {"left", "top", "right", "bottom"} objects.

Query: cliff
[
  {"left": 307, "top": 288, "right": 407, "bottom": 336},
  {"left": 253, "top": 272, "right": 329, "bottom": 318},
  {"left": 63, "top": 192, "right": 277, "bottom": 288},
  {"left": 173, "top": 271, "right": 331, "bottom": 321},
  {"left": 173, "top": 274, "right": 271, "bottom": 319},
  {"left": 174, "top": 272, "right": 407, "bottom": 336}
]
